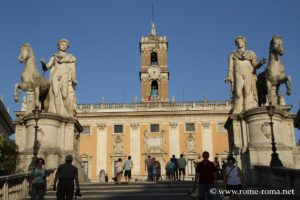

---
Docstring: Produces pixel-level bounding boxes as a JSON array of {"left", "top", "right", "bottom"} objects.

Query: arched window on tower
[
  {"left": 148, "top": 81, "right": 158, "bottom": 101},
  {"left": 151, "top": 52, "right": 158, "bottom": 65}
]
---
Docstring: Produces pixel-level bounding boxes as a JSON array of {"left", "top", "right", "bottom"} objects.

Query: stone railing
[
  {"left": 0, "top": 169, "right": 56, "bottom": 200},
  {"left": 0, "top": 173, "right": 30, "bottom": 200},
  {"left": 254, "top": 166, "right": 300, "bottom": 197},
  {"left": 77, "top": 100, "right": 232, "bottom": 113}
]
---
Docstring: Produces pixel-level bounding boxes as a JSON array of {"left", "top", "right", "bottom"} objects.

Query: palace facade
[{"left": 77, "top": 22, "right": 231, "bottom": 181}]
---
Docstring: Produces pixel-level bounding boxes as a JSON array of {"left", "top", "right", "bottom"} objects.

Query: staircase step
[{"left": 40, "top": 182, "right": 194, "bottom": 200}]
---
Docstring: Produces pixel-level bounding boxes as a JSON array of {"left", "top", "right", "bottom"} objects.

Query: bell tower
[{"left": 139, "top": 21, "right": 169, "bottom": 102}]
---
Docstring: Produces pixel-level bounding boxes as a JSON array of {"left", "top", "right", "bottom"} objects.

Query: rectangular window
[
  {"left": 150, "top": 124, "right": 160, "bottom": 132},
  {"left": 185, "top": 123, "right": 196, "bottom": 132},
  {"left": 217, "top": 122, "right": 226, "bottom": 132},
  {"left": 82, "top": 126, "right": 90, "bottom": 134},
  {"left": 114, "top": 125, "right": 123, "bottom": 133},
  {"left": 82, "top": 161, "right": 88, "bottom": 175}
]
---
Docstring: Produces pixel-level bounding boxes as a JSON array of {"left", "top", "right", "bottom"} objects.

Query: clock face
[{"left": 148, "top": 65, "right": 161, "bottom": 79}]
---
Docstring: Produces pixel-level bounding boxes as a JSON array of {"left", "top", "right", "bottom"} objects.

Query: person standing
[
  {"left": 29, "top": 158, "right": 47, "bottom": 200},
  {"left": 165, "top": 158, "right": 175, "bottom": 182},
  {"left": 124, "top": 156, "right": 133, "bottom": 183},
  {"left": 145, "top": 155, "right": 153, "bottom": 181},
  {"left": 213, "top": 157, "right": 221, "bottom": 180},
  {"left": 171, "top": 155, "right": 179, "bottom": 181},
  {"left": 223, "top": 156, "right": 243, "bottom": 200},
  {"left": 115, "top": 158, "right": 124, "bottom": 184},
  {"left": 154, "top": 159, "right": 162, "bottom": 181},
  {"left": 152, "top": 157, "right": 157, "bottom": 182},
  {"left": 194, "top": 151, "right": 217, "bottom": 200},
  {"left": 178, "top": 154, "right": 187, "bottom": 181},
  {"left": 53, "top": 155, "right": 80, "bottom": 200},
  {"left": 41, "top": 38, "right": 77, "bottom": 117}
]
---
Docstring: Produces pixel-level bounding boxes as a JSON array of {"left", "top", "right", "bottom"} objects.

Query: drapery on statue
[
  {"left": 257, "top": 35, "right": 292, "bottom": 106},
  {"left": 14, "top": 43, "right": 50, "bottom": 110},
  {"left": 225, "top": 36, "right": 266, "bottom": 113},
  {"left": 41, "top": 38, "right": 77, "bottom": 117}
]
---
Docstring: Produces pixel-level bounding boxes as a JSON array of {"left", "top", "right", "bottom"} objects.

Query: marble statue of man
[
  {"left": 226, "top": 36, "right": 266, "bottom": 113},
  {"left": 41, "top": 39, "right": 77, "bottom": 117}
]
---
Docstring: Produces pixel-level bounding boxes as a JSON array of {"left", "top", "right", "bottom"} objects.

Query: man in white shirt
[{"left": 124, "top": 156, "right": 133, "bottom": 183}]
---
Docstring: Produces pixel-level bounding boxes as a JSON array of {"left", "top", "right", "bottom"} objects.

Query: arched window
[
  {"left": 150, "top": 81, "right": 158, "bottom": 97},
  {"left": 151, "top": 52, "right": 158, "bottom": 65}
]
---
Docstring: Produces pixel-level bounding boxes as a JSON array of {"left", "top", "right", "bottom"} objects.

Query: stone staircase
[
  {"left": 27, "top": 181, "right": 298, "bottom": 200},
  {"left": 43, "top": 181, "right": 194, "bottom": 200}
]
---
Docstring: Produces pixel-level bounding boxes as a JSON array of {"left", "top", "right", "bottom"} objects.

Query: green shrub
[{"left": 0, "top": 135, "right": 19, "bottom": 176}]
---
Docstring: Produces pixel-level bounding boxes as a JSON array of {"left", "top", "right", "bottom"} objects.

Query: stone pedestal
[
  {"left": 225, "top": 105, "right": 297, "bottom": 183},
  {"left": 15, "top": 112, "right": 88, "bottom": 182}
]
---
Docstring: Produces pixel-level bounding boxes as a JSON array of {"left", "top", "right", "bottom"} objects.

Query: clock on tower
[{"left": 139, "top": 21, "right": 169, "bottom": 102}]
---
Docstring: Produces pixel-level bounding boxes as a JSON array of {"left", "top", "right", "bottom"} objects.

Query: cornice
[{"left": 76, "top": 109, "right": 231, "bottom": 119}]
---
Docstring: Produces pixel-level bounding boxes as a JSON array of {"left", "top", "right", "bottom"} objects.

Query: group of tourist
[
  {"left": 29, "top": 155, "right": 81, "bottom": 200},
  {"left": 193, "top": 151, "right": 243, "bottom": 200},
  {"left": 145, "top": 155, "right": 162, "bottom": 182},
  {"left": 29, "top": 152, "right": 242, "bottom": 200},
  {"left": 165, "top": 154, "right": 187, "bottom": 182},
  {"left": 114, "top": 156, "right": 134, "bottom": 184}
]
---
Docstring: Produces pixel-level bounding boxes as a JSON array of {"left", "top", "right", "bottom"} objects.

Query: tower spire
[{"left": 151, "top": 4, "right": 156, "bottom": 35}]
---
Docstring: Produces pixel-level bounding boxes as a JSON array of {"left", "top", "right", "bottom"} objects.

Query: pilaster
[
  {"left": 201, "top": 121, "right": 213, "bottom": 158},
  {"left": 97, "top": 123, "right": 107, "bottom": 175},
  {"left": 130, "top": 123, "right": 140, "bottom": 176},
  {"left": 169, "top": 122, "right": 179, "bottom": 156}
]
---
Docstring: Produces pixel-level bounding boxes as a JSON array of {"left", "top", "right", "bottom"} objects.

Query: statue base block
[
  {"left": 15, "top": 112, "right": 88, "bottom": 182},
  {"left": 225, "top": 106, "right": 299, "bottom": 183}
]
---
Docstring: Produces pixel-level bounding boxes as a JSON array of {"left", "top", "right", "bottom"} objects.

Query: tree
[{"left": 0, "top": 135, "right": 19, "bottom": 176}]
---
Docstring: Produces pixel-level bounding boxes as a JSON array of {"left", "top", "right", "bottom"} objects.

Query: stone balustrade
[
  {"left": 0, "top": 173, "right": 30, "bottom": 199},
  {"left": 0, "top": 169, "right": 55, "bottom": 200},
  {"left": 77, "top": 100, "right": 232, "bottom": 113},
  {"left": 254, "top": 165, "right": 300, "bottom": 197}
]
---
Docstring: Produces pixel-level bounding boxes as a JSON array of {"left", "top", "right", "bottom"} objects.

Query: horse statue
[
  {"left": 257, "top": 35, "right": 292, "bottom": 106},
  {"left": 14, "top": 43, "right": 50, "bottom": 110}
]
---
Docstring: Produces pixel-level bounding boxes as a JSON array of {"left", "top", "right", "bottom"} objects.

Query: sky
[{"left": 0, "top": 0, "right": 299, "bottom": 140}]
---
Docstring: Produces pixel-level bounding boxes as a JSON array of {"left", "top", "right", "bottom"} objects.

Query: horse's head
[
  {"left": 18, "top": 43, "right": 33, "bottom": 63},
  {"left": 269, "top": 35, "right": 284, "bottom": 56}
]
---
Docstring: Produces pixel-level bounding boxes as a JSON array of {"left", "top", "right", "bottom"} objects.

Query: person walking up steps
[
  {"left": 172, "top": 155, "right": 179, "bottom": 181},
  {"left": 124, "top": 156, "right": 133, "bottom": 183},
  {"left": 194, "top": 151, "right": 217, "bottom": 200},
  {"left": 178, "top": 154, "right": 187, "bottom": 181},
  {"left": 166, "top": 158, "right": 175, "bottom": 182},
  {"left": 223, "top": 156, "right": 243, "bottom": 200},
  {"left": 29, "top": 158, "right": 47, "bottom": 200},
  {"left": 53, "top": 155, "right": 81, "bottom": 200},
  {"left": 115, "top": 158, "right": 124, "bottom": 184},
  {"left": 145, "top": 155, "right": 154, "bottom": 181}
]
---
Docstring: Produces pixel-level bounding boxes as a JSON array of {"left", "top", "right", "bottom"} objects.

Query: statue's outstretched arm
[
  {"left": 251, "top": 53, "right": 266, "bottom": 69},
  {"left": 41, "top": 57, "right": 55, "bottom": 71},
  {"left": 256, "top": 58, "right": 267, "bottom": 69}
]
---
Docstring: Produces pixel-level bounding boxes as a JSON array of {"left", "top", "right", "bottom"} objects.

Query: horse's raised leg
[
  {"left": 14, "top": 83, "right": 21, "bottom": 102},
  {"left": 285, "top": 75, "right": 292, "bottom": 95}
]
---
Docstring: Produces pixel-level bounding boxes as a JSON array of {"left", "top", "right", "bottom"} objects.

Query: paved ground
[{"left": 32, "top": 181, "right": 298, "bottom": 200}]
